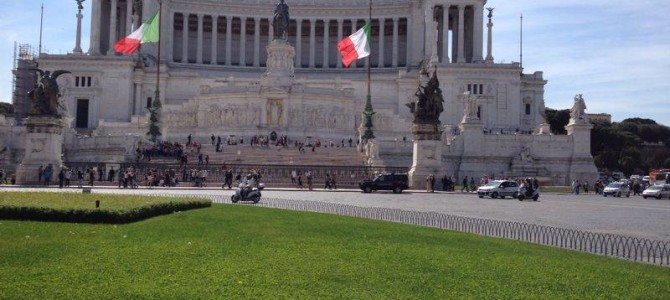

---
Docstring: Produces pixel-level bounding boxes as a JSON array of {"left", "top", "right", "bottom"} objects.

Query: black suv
[{"left": 359, "top": 173, "right": 409, "bottom": 194}]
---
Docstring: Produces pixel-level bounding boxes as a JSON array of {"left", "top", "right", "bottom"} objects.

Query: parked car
[
  {"left": 477, "top": 180, "right": 519, "bottom": 199},
  {"left": 359, "top": 173, "right": 409, "bottom": 194},
  {"left": 642, "top": 184, "right": 670, "bottom": 199},
  {"left": 602, "top": 182, "right": 631, "bottom": 197}
]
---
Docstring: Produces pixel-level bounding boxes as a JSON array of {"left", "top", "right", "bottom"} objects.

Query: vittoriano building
[{"left": 2, "top": 0, "right": 597, "bottom": 185}]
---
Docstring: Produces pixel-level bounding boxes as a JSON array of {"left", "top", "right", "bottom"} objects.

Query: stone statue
[
  {"left": 570, "top": 94, "right": 587, "bottom": 122},
  {"left": 273, "top": 0, "right": 290, "bottom": 40},
  {"left": 406, "top": 68, "right": 444, "bottom": 125},
  {"left": 28, "top": 68, "right": 71, "bottom": 117},
  {"left": 462, "top": 91, "right": 479, "bottom": 123}
]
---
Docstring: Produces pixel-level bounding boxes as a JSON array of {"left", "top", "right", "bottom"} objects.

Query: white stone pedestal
[
  {"left": 565, "top": 122, "right": 599, "bottom": 185},
  {"left": 408, "top": 124, "right": 443, "bottom": 190},
  {"left": 261, "top": 39, "right": 295, "bottom": 91},
  {"left": 15, "top": 117, "right": 65, "bottom": 185}
]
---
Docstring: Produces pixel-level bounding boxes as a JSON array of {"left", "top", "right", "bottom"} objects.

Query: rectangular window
[
  {"left": 525, "top": 103, "right": 531, "bottom": 115},
  {"left": 467, "top": 84, "right": 484, "bottom": 95},
  {"left": 75, "top": 77, "right": 80, "bottom": 87},
  {"left": 146, "top": 97, "right": 153, "bottom": 108},
  {"left": 87, "top": 77, "right": 92, "bottom": 87}
]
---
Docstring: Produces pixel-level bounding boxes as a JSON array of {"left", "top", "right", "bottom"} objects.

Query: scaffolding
[{"left": 11, "top": 42, "right": 38, "bottom": 121}]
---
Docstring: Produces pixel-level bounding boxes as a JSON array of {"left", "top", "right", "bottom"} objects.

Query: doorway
[{"left": 76, "top": 99, "right": 89, "bottom": 128}]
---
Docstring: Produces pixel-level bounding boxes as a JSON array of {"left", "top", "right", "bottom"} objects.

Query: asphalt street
[{"left": 2, "top": 186, "right": 669, "bottom": 241}]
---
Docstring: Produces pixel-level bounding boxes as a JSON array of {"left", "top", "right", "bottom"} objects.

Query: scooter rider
[
  {"left": 241, "top": 174, "right": 257, "bottom": 198},
  {"left": 524, "top": 178, "right": 534, "bottom": 196}
]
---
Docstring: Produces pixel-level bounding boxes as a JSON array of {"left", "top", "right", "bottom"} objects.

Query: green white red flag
[
  {"left": 337, "top": 22, "right": 371, "bottom": 67},
  {"left": 114, "top": 11, "right": 160, "bottom": 55}
]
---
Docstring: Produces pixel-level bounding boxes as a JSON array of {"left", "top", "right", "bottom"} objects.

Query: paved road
[{"left": 2, "top": 186, "right": 670, "bottom": 241}]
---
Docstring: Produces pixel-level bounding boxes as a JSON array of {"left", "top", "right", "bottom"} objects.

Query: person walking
[
  {"left": 38, "top": 165, "right": 44, "bottom": 184},
  {"left": 306, "top": 170, "right": 313, "bottom": 190},
  {"left": 461, "top": 176, "right": 469, "bottom": 192},
  {"left": 58, "top": 169, "right": 65, "bottom": 188},
  {"left": 426, "top": 174, "right": 435, "bottom": 193},
  {"left": 65, "top": 168, "right": 72, "bottom": 187}
]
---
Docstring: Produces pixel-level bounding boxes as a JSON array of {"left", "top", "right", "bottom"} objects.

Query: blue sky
[{"left": 1, "top": 0, "right": 669, "bottom": 126}]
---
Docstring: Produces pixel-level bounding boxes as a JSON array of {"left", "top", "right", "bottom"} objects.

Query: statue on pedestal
[
  {"left": 273, "top": 0, "right": 290, "bottom": 40},
  {"left": 28, "top": 68, "right": 71, "bottom": 118},
  {"left": 462, "top": 91, "right": 479, "bottom": 123},
  {"left": 570, "top": 94, "right": 587, "bottom": 123},
  {"left": 406, "top": 68, "right": 444, "bottom": 126}
]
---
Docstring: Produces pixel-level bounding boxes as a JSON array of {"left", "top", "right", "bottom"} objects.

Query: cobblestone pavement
[{"left": 3, "top": 186, "right": 670, "bottom": 241}]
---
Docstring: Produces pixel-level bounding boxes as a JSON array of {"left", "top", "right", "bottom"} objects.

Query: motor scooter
[
  {"left": 517, "top": 184, "right": 539, "bottom": 201},
  {"left": 231, "top": 183, "right": 265, "bottom": 203}
]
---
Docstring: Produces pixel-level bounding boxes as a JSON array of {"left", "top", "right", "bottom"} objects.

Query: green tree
[{"left": 544, "top": 108, "right": 570, "bottom": 135}]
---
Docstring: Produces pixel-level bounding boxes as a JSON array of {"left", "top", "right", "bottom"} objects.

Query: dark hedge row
[{"left": 0, "top": 200, "right": 212, "bottom": 224}]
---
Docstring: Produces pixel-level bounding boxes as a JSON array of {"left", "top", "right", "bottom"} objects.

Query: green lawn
[{"left": 0, "top": 201, "right": 668, "bottom": 298}]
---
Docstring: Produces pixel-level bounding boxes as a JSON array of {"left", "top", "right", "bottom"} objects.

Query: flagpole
[
  {"left": 361, "top": 0, "right": 375, "bottom": 142},
  {"left": 367, "top": 0, "right": 371, "bottom": 103},
  {"left": 155, "top": 0, "right": 162, "bottom": 105},
  {"left": 152, "top": 0, "right": 163, "bottom": 143}
]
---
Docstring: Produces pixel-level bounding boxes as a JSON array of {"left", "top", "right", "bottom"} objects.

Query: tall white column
[
  {"left": 73, "top": 8, "right": 84, "bottom": 54},
  {"left": 196, "top": 13, "right": 203, "bottom": 64},
  {"left": 167, "top": 10, "right": 174, "bottom": 62},
  {"left": 181, "top": 13, "right": 188, "bottom": 63},
  {"left": 441, "top": 8, "right": 450, "bottom": 63},
  {"left": 485, "top": 8, "right": 494, "bottom": 64},
  {"left": 240, "top": 17, "right": 247, "bottom": 66},
  {"left": 309, "top": 19, "right": 316, "bottom": 68},
  {"left": 337, "top": 19, "right": 343, "bottom": 68},
  {"left": 226, "top": 16, "right": 232, "bottom": 65},
  {"left": 254, "top": 17, "right": 260, "bottom": 67},
  {"left": 323, "top": 19, "right": 330, "bottom": 68},
  {"left": 125, "top": 0, "right": 133, "bottom": 34},
  {"left": 108, "top": 0, "right": 118, "bottom": 55},
  {"left": 211, "top": 15, "right": 218, "bottom": 65},
  {"left": 133, "top": 3, "right": 140, "bottom": 30},
  {"left": 424, "top": 5, "right": 433, "bottom": 60},
  {"left": 350, "top": 19, "right": 357, "bottom": 68},
  {"left": 457, "top": 5, "right": 466, "bottom": 63},
  {"left": 88, "top": 0, "right": 101, "bottom": 55},
  {"left": 296, "top": 19, "right": 302, "bottom": 68},
  {"left": 378, "top": 18, "right": 385, "bottom": 67},
  {"left": 473, "top": 4, "right": 484, "bottom": 62},
  {"left": 392, "top": 17, "right": 399, "bottom": 67},
  {"left": 406, "top": 16, "right": 412, "bottom": 67}
]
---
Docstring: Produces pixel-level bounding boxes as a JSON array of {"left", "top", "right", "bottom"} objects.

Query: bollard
[{"left": 95, "top": 200, "right": 100, "bottom": 208}]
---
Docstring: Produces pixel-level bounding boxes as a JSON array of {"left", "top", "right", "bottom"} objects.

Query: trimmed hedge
[{"left": 0, "top": 199, "right": 212, "bottom": 224}]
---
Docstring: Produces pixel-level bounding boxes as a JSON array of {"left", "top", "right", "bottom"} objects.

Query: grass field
[{"left": 1, "top": 198, "right": 669, "bottom": 298}]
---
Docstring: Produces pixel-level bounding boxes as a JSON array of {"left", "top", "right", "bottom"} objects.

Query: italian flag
[
  {"left": 337, "top": 22, "right": 371, "bottom": 67},
  {"left": 114, "top": 11, "right": 160, "bottom": 55}
]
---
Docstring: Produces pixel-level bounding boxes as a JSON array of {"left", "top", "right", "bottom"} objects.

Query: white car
[
  {"left": 642, "top": 185, "right": 670, "bottom": 199},
  {"left": 603, "top": 182, "right": 631, "bottom": 197},
  {"left": 477, "top": 180, "right": 519, "bottom": 199}
]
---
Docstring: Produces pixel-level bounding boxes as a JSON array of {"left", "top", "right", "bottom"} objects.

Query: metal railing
[{"left": 188, "top": 195, "right": 669, "bottom": 266}]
